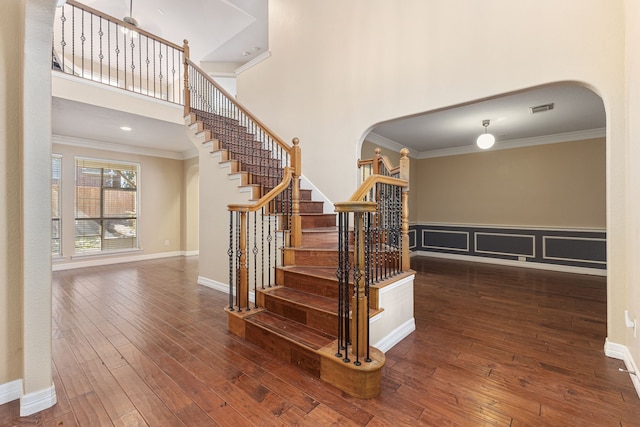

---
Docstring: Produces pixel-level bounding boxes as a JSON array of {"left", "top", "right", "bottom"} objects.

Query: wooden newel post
[
  {"left": 238, "top": 209, "right": 249, "bottom": 310},
  {"left": 399, "top": 148, "right": 410, "bottom": 271},
  {"left": 183, "top": 39, "right": 191, "bottom": 117},
  {"left": 290, "top": 138, "right": 302, "bottom": 247},
  {"left": 373, "top": 147, "right": 381, "bottom": 175}
]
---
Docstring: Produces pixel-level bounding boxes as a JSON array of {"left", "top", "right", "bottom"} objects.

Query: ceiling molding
[
  {"left": 367, "top": 128, "right": 606, "bottom": 159},
  {"left": 52, "top": 134, "right": 198, "bottom": 160},
  {"left": 365, "top": 132, "right": 408, "bottom": 153},
  {"left": 236, "top": 50, "right": 271, "bottom": 75}
]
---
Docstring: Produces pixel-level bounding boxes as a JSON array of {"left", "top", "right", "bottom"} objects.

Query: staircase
[
  {"left": 52, "top": 0, "right": 410, "bottom": 402},
  {"left": 185, "top": 110, "right": 385, "bottom": 398}
]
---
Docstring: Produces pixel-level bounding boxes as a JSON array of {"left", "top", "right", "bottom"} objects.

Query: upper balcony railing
[{"left": 52, "top": 0, "right": 184, "bottom": 104}]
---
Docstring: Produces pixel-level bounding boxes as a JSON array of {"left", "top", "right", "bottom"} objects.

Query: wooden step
[
  {"left": 283, "top": 247, "right": 340, "bottom": 267},
  {"left": 276, "top": 266, "right": 338, "bottom": 298},
  {"left": 300, "top": 213, "right": 336, "bottom": 228},
  {"left": 258, "top": 286, "right": 338, "bottom": 337},
  {"left": 243, "top": 310, "right": 335, "bottom": 376}
]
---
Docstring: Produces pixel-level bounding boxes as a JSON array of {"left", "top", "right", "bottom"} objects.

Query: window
[
  {"left": 75, "top": 158, "right": 139, "bottom": 254},
  {"left": 52, "top": 155, "right": 62, "bottom": 256}
]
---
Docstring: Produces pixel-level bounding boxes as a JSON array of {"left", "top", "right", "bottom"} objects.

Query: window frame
[{"left": 74, "top": 157, "right": 141, "bottom": 255}]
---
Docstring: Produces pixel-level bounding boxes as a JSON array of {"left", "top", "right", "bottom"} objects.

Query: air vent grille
[{"left": 529, "top": 103, "right": 554, "bottom": 114}]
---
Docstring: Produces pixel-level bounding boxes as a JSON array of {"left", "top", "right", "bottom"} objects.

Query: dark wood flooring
[{"left": 2, "top": 256, "right": 639, "bottom": 426}]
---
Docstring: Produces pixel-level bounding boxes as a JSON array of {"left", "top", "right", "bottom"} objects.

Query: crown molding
[
  {"left": 365, "top": 132, "right": 408, "bottom": 153},
  {"left": 52, "top": 134, "right": 198, "bottom": 160},
  {"left": 236, "top": 50, "right": 271, "bottom": 75},
  {"left": 368, "top": 128, "right": 606, "bottom": 159}
]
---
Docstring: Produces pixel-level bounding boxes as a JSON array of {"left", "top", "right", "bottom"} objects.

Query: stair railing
[
  {"left": 52, "top": 0, "right": 184, "bottom": 104},
  {"left": 358, "top": 147, "right": 403, "bottom": 180},
  {"left": 225, "top": 140, "right": 302, "bottom": 312},
  {"left": 334, "top": 148, "right": 409, "bottom": 365}
]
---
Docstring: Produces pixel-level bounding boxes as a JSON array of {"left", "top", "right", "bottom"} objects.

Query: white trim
[
  {"left": 542, "top": 235, "right": 607, "bottom": 264},
  {"left": 408, "top": 228, "right": 417, "bottom": 250},
  {"left": 604, "top": 339, "right": 640, "bottom": 399},
  {"left": 20, "top": 385, "right": 57, "bottom": 417},
  {"left": 197, "top": 276, "right": 229, "bottom": 294},
  {"left": 183, "top": 250, "right": 199, "bottom": 257},
  {"left": 475, "top": 232, "right": 536, "bottom": 258},
  {"left": 422, "top": 229, "right": 469, "bottom": 252},
  {"left": 411, "top": 251, "right": 607, "bottom": 276},
  {"left": 373, "top": 318, "right": 416, "bottom": 353},
  {"left": 0, "top": 379, "right": 22, "bottom": 406},
  {"left": 367, "top": 128, "right": 606, "bottom": 160},
  {"left": 412, "top": 221, "right": 606, "bottom": 234},
  {"left": 52, "top": 134, "right": 198, "bottom": 160},
  {"left": 235, "top": 50, "right": 272, "bottom": 75},
  {"left": 377, "top": 273, "right": 415, "bottom": 294},
  {"left": 197, "top": 276, "right": 255, "bottom": 303},
  {"left": 53, "top": 251, "right": 184, "bottom": 271},
  {"left": 301, "top": 175, "right": 335, "bottom": 214}
]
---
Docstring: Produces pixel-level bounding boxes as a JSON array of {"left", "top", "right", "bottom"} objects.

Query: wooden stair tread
[
  {"left": 278, "top": 265, "right": 338, "bottom": 280},
  {"left": 245, "top": 311, "right": 335, "bottom": 350},
  {"left": 265, "top": 286, "right": 337, "bottom": 314}
]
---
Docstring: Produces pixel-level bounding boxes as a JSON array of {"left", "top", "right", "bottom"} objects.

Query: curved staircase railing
[
  {"left": 334, "top": 148, "right": 410, "bottom": 365},
  {"left": 53, "top": 0, "right": 185, "bottom": 104}
]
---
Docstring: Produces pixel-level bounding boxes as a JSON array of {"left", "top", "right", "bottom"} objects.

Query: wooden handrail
[
  {"left": 347, "top": 175, "right": 408, "bottom": 202},
  {"left": 228, "top": 167, "right": 293, "bottom": 213},
  {"left": 66, "top": 0, "right": 184, "bottom": 52},
  {"left": 358, "top": 148, "right": 400, "bottom": 175},
  {"left": 184, "top": 58, "right": 292, "bottom": 153}
]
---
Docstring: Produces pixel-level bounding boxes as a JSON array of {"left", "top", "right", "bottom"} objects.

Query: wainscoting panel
[
  {"left": 410, "top": 223, "right": 606, "bottom": 270},
  {"left": 422, "top": 229, "right": 469, "bottom": 252},
  {"left": 476, "top": 233, "right": 535, "bottom": 258}
]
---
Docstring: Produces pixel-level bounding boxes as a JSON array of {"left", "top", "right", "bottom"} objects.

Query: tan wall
[
  {"left": 0, "top": 0, "right": 24, "bottom": 387},
  {"left": 238, "top": 0, "right": 629, "bottom": 353},
  {"left": 414, "top": 139, "right": 606, "bottom": 228},
  {"left": 52, "top": 143, "right": 187, "bottom": 265},
  {"left": 182, "top": 156, "right": 199, "bottom": 253}
]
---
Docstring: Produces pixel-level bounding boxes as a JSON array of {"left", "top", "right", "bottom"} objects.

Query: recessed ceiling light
[{"left": 120, "top": 126, "right": 132, "bottom": 131}]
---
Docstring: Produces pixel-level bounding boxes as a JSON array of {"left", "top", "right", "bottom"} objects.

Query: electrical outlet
[
  {"left": 164, "top": 240, "right": 169, "bottom": 246},
  {"left": 518, "top": 256, "right": 526, "bottom": 262}
]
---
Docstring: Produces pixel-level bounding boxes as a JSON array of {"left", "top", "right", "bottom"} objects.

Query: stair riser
[
  {"left": 283, "top": 249, "right": 340, "bottom": 267},
  {"left": 276, "top": 269, "right": 338, "bottom": 298},
  {"left": 244, "top": 322, "right": 322, "bottom": 376},
  {"left": 262, "top": 296, "right": 338, "bottom": 338}
]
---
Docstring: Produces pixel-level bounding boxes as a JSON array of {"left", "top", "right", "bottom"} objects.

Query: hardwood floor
[{"left": 2, "top": 256, "right": 639, "bottom": 426}]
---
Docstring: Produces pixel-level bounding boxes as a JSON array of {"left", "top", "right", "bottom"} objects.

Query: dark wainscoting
[{"left": 409, "top": 224, "right": 606, "bottom": 270}]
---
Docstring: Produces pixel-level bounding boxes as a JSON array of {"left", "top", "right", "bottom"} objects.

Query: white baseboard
[
  {"left": 197, "top": 276, "right": 255, "bottom": 303},
  {"left": 411, "top": 251, "right": 606, "bottom": 276},
  {"left": 53, "top": 251, "right": 195, "bottom": 271},
  {"left": 20, "top": 384, "right": 57, "bottom": 416},
  {"left": 604, "top": 339, "right": 640, "bottom": 398},
  {"left": 0, "top": 379, "right": 22, "bottom": 406},
  {"left": 373, "top": 318, "right": 416, "bottom": 353}
]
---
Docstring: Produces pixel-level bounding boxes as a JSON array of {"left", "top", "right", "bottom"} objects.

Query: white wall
[{"left": 237, "top": 0, "right": 633, "bottom": 373}]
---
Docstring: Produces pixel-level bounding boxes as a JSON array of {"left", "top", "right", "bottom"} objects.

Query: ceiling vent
[{"left": 529, "top": 103, "right": 554, "bottom": 114}]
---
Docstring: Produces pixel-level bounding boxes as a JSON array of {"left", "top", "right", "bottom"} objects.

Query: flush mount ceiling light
[
  {"left": 120, "top": 126, "right": 132, "bottom": 131},
  {"left": 476, "top": 119, "right": 495, "bottom": 149}
]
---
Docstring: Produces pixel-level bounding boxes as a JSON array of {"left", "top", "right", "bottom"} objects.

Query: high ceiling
[
  {"left": 79, "top": 0, "right": 268, "bottom": 65},
  {"left": 54, "top": 2, "right": 607, "bottom": 159}
]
